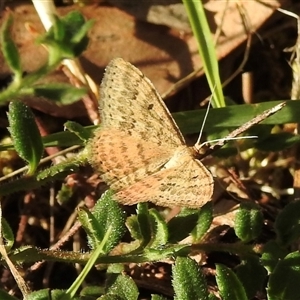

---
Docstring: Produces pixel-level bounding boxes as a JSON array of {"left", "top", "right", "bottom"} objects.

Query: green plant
[
  {"left": 0, "top": 5, "right": 300, "bottom": 300},
  {"left": 182, "top": 0, "right": 224, "bottom": 108}
]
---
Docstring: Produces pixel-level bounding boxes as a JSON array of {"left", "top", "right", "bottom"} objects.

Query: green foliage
[
  {"left": 64, "top": 121, "right": 92, "bottom": 143},
  {"left": 1, "top": 5, "right": 300, "bottom": 300},
  {"left": 236, "top": 256, "right": 267, "bottom": 299},
  {"left": 7, "top": 101, "right": 44, "bottom": 175},
  {"left": 168, "top": 208, "right": 200, "bottom": 242},
  {"left": 274, "top": 200, "right": 300, "bottom": 246},
  {"left": 1, "top": 218, "right": 14, "bottom": 251},
  {"left": 26, "top": 289, "right": 69, "bottom": 300},
  {"left": 255, "top": 132, "right": 300, "bottom": 151},
  {"left": 261, "top": 240, "right": 287, "bottom": 273},
  {"left": 182, "top": 0, "right": 224, "bottom": 107},
  {"left": 37, "top": 11, "right": 93, "bottom": 62},
  {"left": 267, "top": 251, "right": 300, "bottom": 300},
  {"left": 191, "top": 202, "right": 213, "bottom": 242},
  {"left": 151, "top": 296, "right": 168, "bottom": 300},
  {"left": 172, "top": 257, "right": 209, "bottom": 300},
  {"left": 105, "top": 265, "right": 139, "bottom": 300},
  {"left": 78, "top": 191, "right": 126, "bottom": 252},
  {"left": 216, "top": 264, "right": 248, "bottom": 300},
  {"left": 126, "top": 203, "right": 168, "bottom": 250},
  {"left": 33, "top": 84, "right": 87, "bottom": 104},
  {"left": 146, "top": 208, "right": 169, "bottom": 248},
  {"left": 2, "top": 184, "right": 300, "bottom": 299},
  {"left": 234, "top": 202, "right": 263, "bottom": 242},
  {"left": 0, "top": 15, "right": 22, "bottom": 81},
  {"left": 80, "top": 286, "right": 105, "bottom": 298},
  {"left": 0, "top": 289, "right": 18, "bottom": 300},
  {"left": 0, "top": 11, "right": 90, "bottom": 105}
]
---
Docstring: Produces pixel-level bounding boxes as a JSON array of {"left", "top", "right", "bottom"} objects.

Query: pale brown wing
[
  {"left": 114, "top": 152, "right": 214, "bottom": 208},
  {"left": 89, "top": 129, "right": 175, "bottom": 188},
  {"left": 99, "top": 58, "right": 185, "bottom": 149}
]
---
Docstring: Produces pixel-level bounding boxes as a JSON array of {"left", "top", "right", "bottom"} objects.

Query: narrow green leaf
[
  {"left": 125, "top": 205, "right": 168, "bottom": 251},
  {"left": 191, "top": 202, "right": 213, "bottom": 242},
  {"left": 216, "top": 264, "right": 247, "bottom": 300},
  {"left": 172, "top": 257, "right": 209, "bottom": 300},
  {"left": 0, "top": 15, "right": 22, "bottom": 80},
  {"left": 0, "top": 126, "right": 88, "bottom": 151},
  {"left": 52, "top": 15, "right": 65, "bottom": 42},
  {"left": 1, "top": 218, "right": 14, "bottom": 251},
  {"left": 267, "top": 252, "right": 300, "bottom": 300},
  {"left": 36, "top": 155, "right": 82, "bottom": 181},
  {"left": 77, "top": 207, "right": 98, "bottom": 246},
  {"left": 182, "top": 0, "right": 224, "bottom": 107},
  {"left": 41, "top": 127, "right": 93, "bottom": 148},
  {"left": 174, "top": 100, "right": 293, "bottom": 136},
  {"left": 33, "top": 84, "right": 86, "bottom": 104},
  {"left": 65, "top": 11, "right": 93, "bottom": 56},
  {"left": 274, "top": 201, "right": 300, "bottom": 246},
  {"left": 78, "top": 191, "right": 126, "bottom": 252},
  {"left": 26, "top": 289, "right": 67, "bottom": 300},
  {"left": 64, "top": 121, "right": 91, "bottom": 143},
  {"left": 255, "top": 132, "right": 300, "bottom": 151},
  {"left": 99, "top": 294, "right": 122, "bottom": 300},
  {"left": 72, "top": 19, "right": 94, "bottom": 45},
  {"left": 7, "top": 101, "right": 43, "bottom": 175},
  {"left": 148, "top": 208, "right": 168, "bottom": 248},
  {"left": 63, "top": 10, "right": 87, "bottom": 37},
  {"left": 135, "top": 204, "right": 151, "bottom": 238},
  {"left": 80, "top": 286, "right": 104, "bottom": 298},
  {"left": 126, "top": 215, "right": 144, "bottom": 243},
  {"left": 126, "top": 204, "right": 152, "bottom": 247},
  {"left": 64, "top": 227, "right": 114, "bottom": 299},
  {"left": 234, "top": 202, "right": 263, "bottom": 242},
  {"left": 1, "top": 101, "right": 296, "bottom": 151},
  {"left": 56, "top": 183, "right": 74, "bottom": 205}
]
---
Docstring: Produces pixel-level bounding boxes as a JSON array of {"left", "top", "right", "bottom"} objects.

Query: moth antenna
[{"left": 195, "top": 84, "right": 217, "bottom": 151}]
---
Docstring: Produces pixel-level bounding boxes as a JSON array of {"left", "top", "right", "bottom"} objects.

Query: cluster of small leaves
[
  {"left": 1, "top": 101, "right": 89, "bottom": 193},
  {"left": 0, "top": 11, "right": 93, "bottom": 185},
  {"left": 232, "top": 201, "right": 300, "bottom": 300},
  {"left": 0, "top": 193, "right": 213, "bottom": 299},
  {"left": 0, "top": 11, "right": 90, "bottom": 106},
  {"left": 2, "top": 193, "right": 300, "bottom": 299}
]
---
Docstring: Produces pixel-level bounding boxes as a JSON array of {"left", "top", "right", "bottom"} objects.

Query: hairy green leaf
[
  {"left": 216, "top": 264, "right": 247, "bottom": 300},
  {"left": 78, "top": 191, "right": 126, "bottom": 252},
  {"left": 234, "top": 202, "right": 263, "bottom": 242},
  {"left": 0, "top": 15, "right": 22, "bottom": 79},
  {"left": 191, "top": 202, "right": 213, "bottom": 242},
  {"left": 173, "top": 257, "right": 209, "bottom": 300},
  {"left": 274, "top": 201, "right": 300, "bottom": 246},
  {"left": 7, "top": 101, "right": 43, "bottom": 175},
  {"left": 268, "top": 251, "right": 300, "bottom": 300}
]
